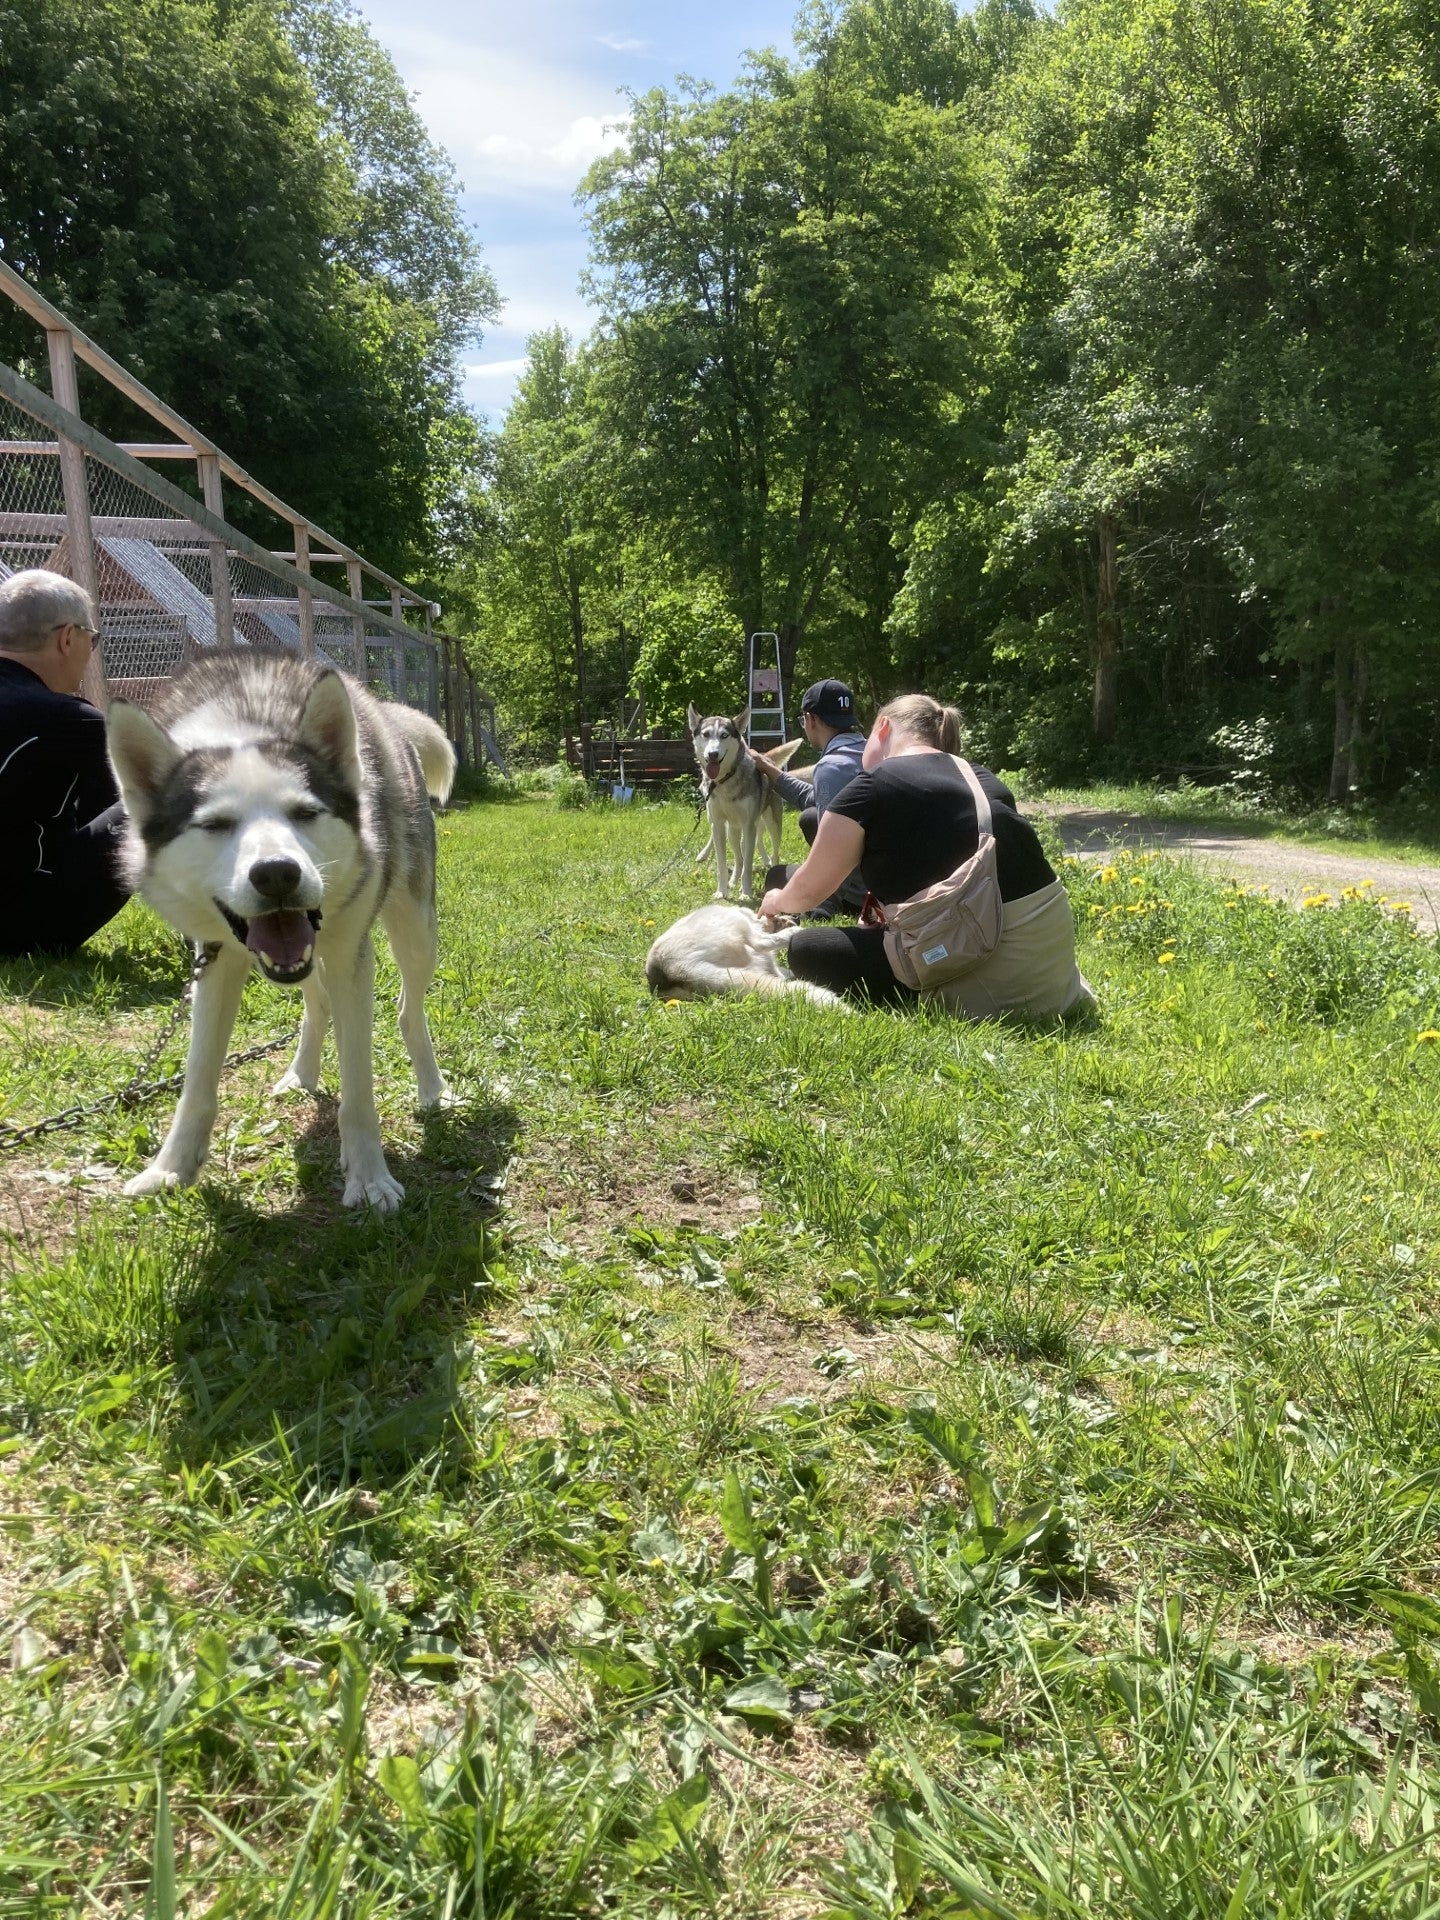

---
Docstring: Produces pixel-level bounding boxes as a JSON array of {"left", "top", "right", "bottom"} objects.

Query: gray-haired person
[{"left": 0, "top": 569, "right": 131, "bottom": 957}]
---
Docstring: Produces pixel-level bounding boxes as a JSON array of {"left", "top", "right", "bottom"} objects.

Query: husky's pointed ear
[
  {"left": 107, "top": 700, "right": 181, "bottom": 822},
  {"left": 297, "top": 670, "right": 361, "bottom": 783},
  {"left": 686, "top": 703, "right": 702, "bottom": 735},
  {"left": 731, "top": 707, "right": 751, "bottom": 738}
]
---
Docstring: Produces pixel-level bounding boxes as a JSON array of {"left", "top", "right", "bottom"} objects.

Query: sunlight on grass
[{"left": 3, "top": 796, "right": 1440, "bottom": 1913}]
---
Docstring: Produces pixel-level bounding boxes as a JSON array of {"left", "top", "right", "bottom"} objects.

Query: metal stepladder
[{"left": 746, "top": 630, "right": 787, "bottom": 747}]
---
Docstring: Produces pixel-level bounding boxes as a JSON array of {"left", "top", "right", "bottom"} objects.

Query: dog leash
[
  {"left": 0, "top": 941, "right": 297, "bottom": 1156},
  {"left": 620, "top": 791, "right": 709, "bottom": 901}
]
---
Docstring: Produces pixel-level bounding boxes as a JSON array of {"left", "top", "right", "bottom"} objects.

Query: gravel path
[{"left": 1042, "top": 807, "right": 1440, "bottom": 932}]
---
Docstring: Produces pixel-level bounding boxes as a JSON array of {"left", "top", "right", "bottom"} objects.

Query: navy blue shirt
[{"left": 773, "top": 728, "right": 866, "bottom": 815}]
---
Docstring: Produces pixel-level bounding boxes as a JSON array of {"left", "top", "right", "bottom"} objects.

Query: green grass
[
  {"left": 5, "top": 798, "right": 1440, "bottom": 1915},
  {"left": 1011, "top": 776, "right": 1440, "bottom": 867}
]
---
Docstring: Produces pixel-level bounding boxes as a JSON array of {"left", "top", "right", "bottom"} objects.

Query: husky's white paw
[
  {"left": 272, "top": 1067, "right": 318, "bottom": 1097},
  {"left": 713, "top": 889, "right": 731, "bottom": 901},
  {"left": 124, "top": 1163, "right": 185, "bottom": 1198},
  {"left": 418, "top": 1083, "right": 458, "bottom": 1112},
  {"left": 342, "top": 1164, "right": 405, "bottom": 1212}
]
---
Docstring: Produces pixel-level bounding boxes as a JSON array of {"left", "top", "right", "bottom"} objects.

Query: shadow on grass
[
  {"left": 0, "top": 932, "right": 192, "bottom": 1014},
  {"left": 0, "top": 1092, "right": 522, "bottom": 1497},
  {"left": 159, "top": 1093, "right": 524, "bottom": 1485}
]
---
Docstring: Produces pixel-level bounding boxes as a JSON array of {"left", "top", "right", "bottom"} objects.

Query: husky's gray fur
[
  {"left": 645, "top": 904, "right": 844, "bottom": 1006},
  {"left": 106, "top": 654, "right": 456, "bottom": 1212},
  {"left": 687, "top": 705, "right": 797, "bottom": 901}
]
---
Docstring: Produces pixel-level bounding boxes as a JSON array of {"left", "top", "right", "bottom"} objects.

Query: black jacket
[{"left": 0, "top": 656, "right": 129, "bottom": 955}]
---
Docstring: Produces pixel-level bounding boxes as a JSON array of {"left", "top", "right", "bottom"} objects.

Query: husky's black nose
[{"left": 249, "top": 856, "right": 303, "bottom": 900}]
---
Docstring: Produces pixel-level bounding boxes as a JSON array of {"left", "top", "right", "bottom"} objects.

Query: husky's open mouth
[{"left": 217, "top": 902, "right": 323, "bottom": 982}]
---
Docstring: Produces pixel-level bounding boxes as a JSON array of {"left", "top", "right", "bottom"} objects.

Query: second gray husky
[
  {"left": 106, "top": 653, "right": 455, "bottom": 1213},
  {"left": 687, "top": 705, "right": 805, "bottom": 901}
]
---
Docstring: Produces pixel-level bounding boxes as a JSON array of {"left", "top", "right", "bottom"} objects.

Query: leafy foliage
[{"left": 0, "top": 0, "right": 496, "bottom": 582}]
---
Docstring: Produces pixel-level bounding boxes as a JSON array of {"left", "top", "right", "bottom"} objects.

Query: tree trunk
[
  {"left": 1092, "top": 513, "right": 1121, "bottom": 743},
  {"left": 1329, "top": 638, "right": 1357, "bottom": 803},
  {"left": 777, "top": 622, "right": 801, "bottom": 720},
  {"left": 566, "top": 548, "right": 587, "bottom": 730}
]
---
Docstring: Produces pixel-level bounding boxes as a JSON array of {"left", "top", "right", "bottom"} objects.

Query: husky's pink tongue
[{"left": 246, "top": 910, "right": 312, "bottom": 971}]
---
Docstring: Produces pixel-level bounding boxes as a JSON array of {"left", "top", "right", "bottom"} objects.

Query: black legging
[{"left": 787, "top": 923, "right": 917, "bottom": 1006}]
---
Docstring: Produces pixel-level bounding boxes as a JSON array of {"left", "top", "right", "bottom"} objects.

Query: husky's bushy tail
[{"left": 389, "top": 705, "right": 457, "bottom": 803}]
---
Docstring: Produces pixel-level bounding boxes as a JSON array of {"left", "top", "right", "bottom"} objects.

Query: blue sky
[{"left": 351, "top": 1, "right": 801, "bottom": 419}]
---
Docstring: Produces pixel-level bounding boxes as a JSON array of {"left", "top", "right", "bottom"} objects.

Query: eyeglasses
[{"left": 54, "top": 622, "right": 98, "bottom": 649}]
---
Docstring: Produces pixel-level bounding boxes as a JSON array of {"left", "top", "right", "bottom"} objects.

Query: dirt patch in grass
[
  {"left": 514, "top": 1105, "right": 762, "bottom": 1249},
  {"left": 0, "top": 1161, "right": 122, "bottom": 1264}
]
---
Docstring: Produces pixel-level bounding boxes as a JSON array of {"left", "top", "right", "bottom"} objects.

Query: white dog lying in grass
[{"left": 645, "top": 904, "right": 845, "bottom": 1006}]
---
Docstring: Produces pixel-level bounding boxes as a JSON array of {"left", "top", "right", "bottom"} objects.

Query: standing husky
[
  {"left": 106, "top": 655, "right": 455, "bottom": 1213},
  {"left": 645, "top": 905, "right": 843, "bottom": 1006},
  {"left": 687, "top": 705, "right": 802, "bottom": 901}
]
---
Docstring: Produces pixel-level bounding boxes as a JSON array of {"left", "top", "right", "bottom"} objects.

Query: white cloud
[
  {"left": 598, "top": 33, "right": 649, "bottom": 52},
  {"left": 462, "top": 357, "right": 531, "bottom": 380},
  {"left": 352, "top": 25, "right": 628, "bottom": 196}
]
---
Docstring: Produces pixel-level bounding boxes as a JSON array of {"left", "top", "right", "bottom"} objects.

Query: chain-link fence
[{"left": 0, "top": 259, "right": 501, "bottom": 771}]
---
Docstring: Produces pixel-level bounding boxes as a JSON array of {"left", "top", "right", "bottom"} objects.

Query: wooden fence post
[
  {"left": 45, "top": 328, "right": 105, "bottom": 706},
  {"left": 389, "top": 587, "right": 405, "bottom": 700},
  {"left": 346, "top": 558, "right": 366, "bottom": 680},
  {"left": 196, "top": 452, "right": 235, "bottom": 648},
  {"left": 468, "top": 667, "right": 485, "bottom": 773},
  {"left": 293, "top": 522, "right": 315, "bottom": 658}
]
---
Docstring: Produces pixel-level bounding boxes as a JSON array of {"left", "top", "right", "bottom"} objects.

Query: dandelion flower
[
  {"left": 1301, "top": 891, "right": 1332, "bottom": 909},
  {"left": 1415, "top": 1029, "right": 1440, "bottom": 1044},
  {"left": 1393, "top": 901, "right": 1414, "bottom": 914},
  {"left": 1300, "top": 1128, "right": 1327, "bottom": 1142},
  {"left": 1157, "top": 952, "right": 1176, "bottom": 965},
  {"left": 1099, "top": 865, "right": 1119, "bottom": 884}
]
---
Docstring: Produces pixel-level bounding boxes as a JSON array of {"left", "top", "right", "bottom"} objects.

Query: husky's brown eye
[
  {"left": 288, "top": 802, "right": 322, "bottom": 823},
  {"left": 199, "top": 817, "right": 236, "bottom": 834}
]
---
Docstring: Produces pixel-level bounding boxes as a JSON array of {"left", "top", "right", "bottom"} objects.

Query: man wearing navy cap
[{"left": 753, "top": 678, "right": 866, "bottom": 915}]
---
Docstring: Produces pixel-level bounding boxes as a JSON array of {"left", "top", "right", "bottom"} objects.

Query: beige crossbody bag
[{"left": 880, "top": 757, "right": 1004, "bottom": 992}]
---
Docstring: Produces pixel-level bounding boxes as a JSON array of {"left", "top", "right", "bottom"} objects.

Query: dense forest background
[{"left": 3, "top": 0, "right": 1438, "bottom": 799}]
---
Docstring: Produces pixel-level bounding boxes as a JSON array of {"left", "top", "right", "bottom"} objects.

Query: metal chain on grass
[{"left": 0, "top": 942, "right": 297, "bottom": 1156}]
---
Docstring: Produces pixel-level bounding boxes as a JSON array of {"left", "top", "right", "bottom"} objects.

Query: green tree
[
  {"left": 461, "top": 330, "right": 615, "bottom": 742},
  {"left": 581, "top": 9, "right": 980, "bottom": 701},
  {"left": 0, "top": 0, "right": 497, "bottom": 582}
]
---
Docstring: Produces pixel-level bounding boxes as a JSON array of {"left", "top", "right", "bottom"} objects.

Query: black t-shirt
[{"left": 828, "top": 754, "right": 1056, "bottom": 904}]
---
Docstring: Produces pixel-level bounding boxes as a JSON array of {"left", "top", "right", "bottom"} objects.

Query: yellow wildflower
[
  {"left": 1099, "top": 865, "right": 1119, "bottom": 884},
  {"left": 1157, "top": 952, "right": 1176, "bottom": 966},
  {"left": 1300, "top": 1128, "right": 1327, "bottom": 1142},
  {"left": 1393, "top": 901, "right": 1414, "bottom": 914},
  {"left": 1301, "top": 892, "right": 1332, "bottom": 909},
  {"left": 1416, "top": 1029, "right": 1440, "bottom": 1044}
]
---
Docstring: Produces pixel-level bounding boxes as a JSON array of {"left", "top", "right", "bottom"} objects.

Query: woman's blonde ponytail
[{"left": 877, "top": 693, "right": 965, "bottom": 754}]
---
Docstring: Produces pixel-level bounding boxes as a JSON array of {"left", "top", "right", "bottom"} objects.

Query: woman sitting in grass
[{"left": 758, "top": 693, "right": 1095, "bottom": 1019}]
